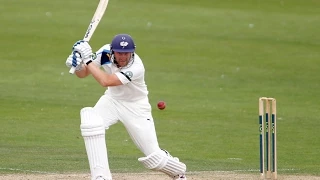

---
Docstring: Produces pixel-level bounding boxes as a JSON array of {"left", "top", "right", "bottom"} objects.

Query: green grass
[{"left": 0, "top": 0, "right": 320, "bottom": 177}]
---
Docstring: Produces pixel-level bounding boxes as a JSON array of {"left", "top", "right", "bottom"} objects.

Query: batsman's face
[{"left": 114, "top": 52, "right": 131, "bottom": 67}]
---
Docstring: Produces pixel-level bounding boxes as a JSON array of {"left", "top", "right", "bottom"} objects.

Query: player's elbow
[
  {"left": 99, "top": 80, "right": 110, "bottom": 87},
  {"left": 99, "top": 79, "right": 123, "bottom": 87}
]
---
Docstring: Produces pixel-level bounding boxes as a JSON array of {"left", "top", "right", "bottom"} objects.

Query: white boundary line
[{"left": 0, "top": 168, "right": 54, "bottom": 174}]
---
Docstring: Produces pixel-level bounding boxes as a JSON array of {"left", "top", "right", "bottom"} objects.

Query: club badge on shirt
[{"left": 124, "top": 71, "right": 133, "bottom": 78}]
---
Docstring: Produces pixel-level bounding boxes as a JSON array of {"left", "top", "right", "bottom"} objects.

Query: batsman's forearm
[
  {"left": 86, "top": 63, "right": 110, "bottom": 87},
  {"left": 86, "top": 63, "right": 122, "bottom": 87}
]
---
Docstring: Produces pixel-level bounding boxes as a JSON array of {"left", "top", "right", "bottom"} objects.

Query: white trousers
[{"left": 93, "top": 94, "right": 161, "bottom": 156}]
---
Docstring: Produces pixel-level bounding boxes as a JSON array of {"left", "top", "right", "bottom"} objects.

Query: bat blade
[{"left": 69, "top": 0, "right": 109, "bottom": 74}]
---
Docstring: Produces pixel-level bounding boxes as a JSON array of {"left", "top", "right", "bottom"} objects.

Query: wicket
[{"left": 259, "top": 97, "right": 277, "bottom": 180}]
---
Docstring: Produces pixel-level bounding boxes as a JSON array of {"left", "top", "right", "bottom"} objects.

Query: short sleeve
[{"left": 115, "top": 63, "right": 144, "bottom": 84}]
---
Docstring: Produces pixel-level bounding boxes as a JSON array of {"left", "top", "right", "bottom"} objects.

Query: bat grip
[
  {"left": 69, "top": 66, "right": 76, "bottom": 74},
  {"left": 69, "top": 51, "right": 80, "bottom": 74}
]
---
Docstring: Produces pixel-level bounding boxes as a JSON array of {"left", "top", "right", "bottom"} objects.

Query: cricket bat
[{"left": 69, "top": 0, "right": 109, "bottom": 74}]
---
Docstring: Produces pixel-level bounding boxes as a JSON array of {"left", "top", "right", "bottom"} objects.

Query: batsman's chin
[{"left": 117, "top": 61, "right": 128, "bottom": 67}]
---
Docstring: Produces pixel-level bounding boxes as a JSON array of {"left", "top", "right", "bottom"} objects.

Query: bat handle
[
  {"left": 69, "top": 51, "right": 81, "bottom": 74},
  {"left": 69, "top": 66, "right": 76, "bottom": 74}
]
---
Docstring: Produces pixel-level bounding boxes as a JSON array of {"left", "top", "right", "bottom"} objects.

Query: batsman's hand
[
  {"left": 65, "top": 53, "right": 83, "bottom": 71},
  {"left": 72, "top": 40, "right": 93, "bottom": 64}
]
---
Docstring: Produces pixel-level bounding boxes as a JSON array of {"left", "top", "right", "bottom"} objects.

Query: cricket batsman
[{"left": 65, "top": 34, "right": 187, "bottom": 180}]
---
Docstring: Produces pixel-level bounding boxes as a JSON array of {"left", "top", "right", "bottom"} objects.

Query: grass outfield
[{"left": 0, "top": 0, "right": 320, "bottom": 177}]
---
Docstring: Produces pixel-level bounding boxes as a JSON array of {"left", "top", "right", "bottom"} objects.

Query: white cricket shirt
[{"left": 93, "top": 44, "right": 149, "bottom": 101}]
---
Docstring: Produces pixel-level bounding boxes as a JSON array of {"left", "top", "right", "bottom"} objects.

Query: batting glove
[
  {"left": 72, "top": 40, "right": 93, "bottom": 64},
  {"left": 65, "top": 53, "right": 83, "bottom": 71}
]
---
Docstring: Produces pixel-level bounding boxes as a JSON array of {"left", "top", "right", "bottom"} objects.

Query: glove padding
[
  {"left": 65, "top": 53, "right": 83, "bottom": 71},
  {"left": 72, "top": 40, "right": 93, "bottom": 64}
]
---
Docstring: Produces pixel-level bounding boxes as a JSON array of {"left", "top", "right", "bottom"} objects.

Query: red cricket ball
[{"left": 157, "top": 101, "right": 166, "bottom": 110}]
